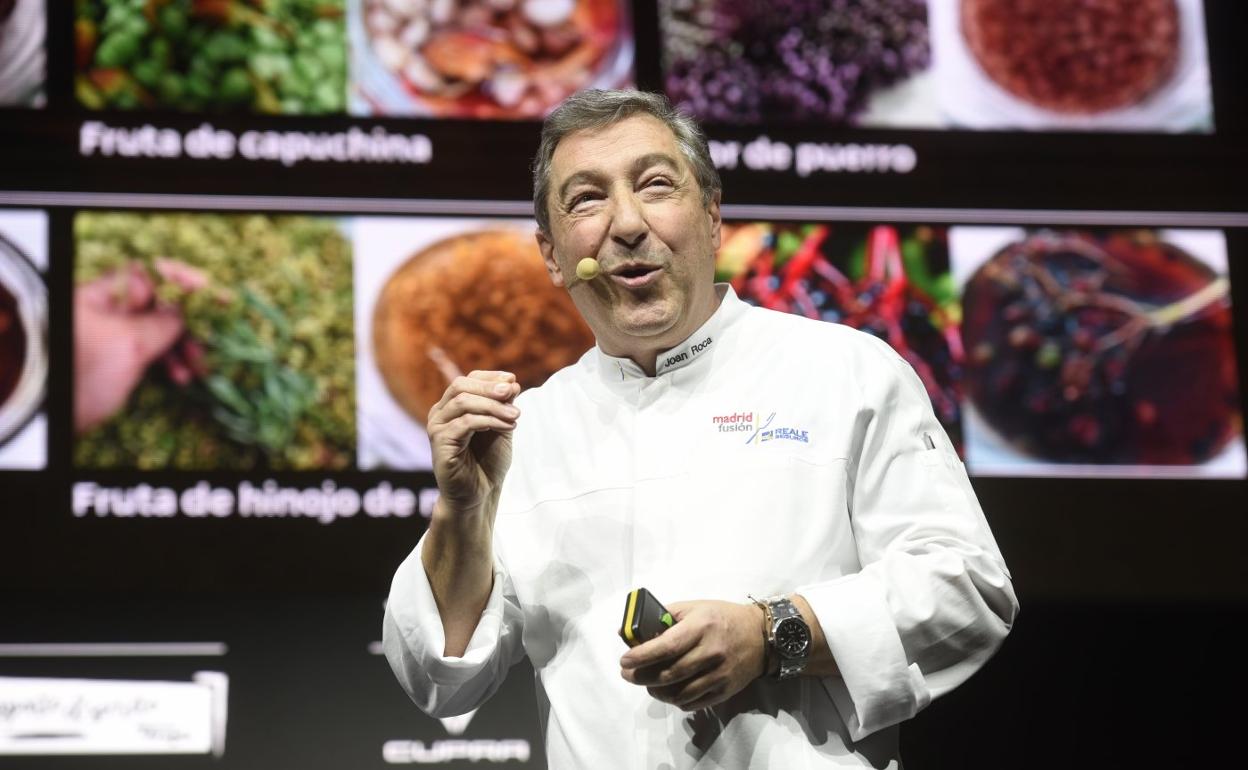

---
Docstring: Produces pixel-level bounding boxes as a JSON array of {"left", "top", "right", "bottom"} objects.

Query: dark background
[{"left": 2, "top": 1, "right": 1246, "bottom": 768}]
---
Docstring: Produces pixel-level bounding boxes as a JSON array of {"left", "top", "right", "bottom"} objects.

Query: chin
[{"left": 612, "top": 305, "right": 680, "bottom": 339}]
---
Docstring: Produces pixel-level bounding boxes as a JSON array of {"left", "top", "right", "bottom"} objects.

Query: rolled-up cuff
[
  {"left": 384, "top": 535, "right": 508, "bottom": 687},
  {"left": 799, "top": 571, "right": 931, "bottom": 740}
]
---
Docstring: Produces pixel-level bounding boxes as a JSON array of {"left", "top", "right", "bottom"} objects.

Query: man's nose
[{"left": 608, "top": 192, "right": 647, "bottom": 250}]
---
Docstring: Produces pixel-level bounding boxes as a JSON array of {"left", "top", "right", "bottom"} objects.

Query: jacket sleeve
[
  {"left": 797, "top": 335, "right": 1019, "bottom": 741},
  {"left": 382, "top": 534, "right": 527, "bottom": 718}
]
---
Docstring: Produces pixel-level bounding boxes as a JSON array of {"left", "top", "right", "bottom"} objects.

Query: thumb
[
  {"left": 127, "top": 310, "right": 186, "bottom": 366},
  {"left": 665, "top": 601, "right": 694, "bottom": 622}
]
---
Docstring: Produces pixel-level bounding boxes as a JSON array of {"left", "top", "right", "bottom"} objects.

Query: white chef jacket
[{"left": 384, "top": 285, "right": 1018, "bottom": 768}]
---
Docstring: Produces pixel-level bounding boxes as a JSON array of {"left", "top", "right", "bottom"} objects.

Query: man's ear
[
  {"left": 707, "top": 189, "right": 722, "bottom": 251},
  {"left": 536, "top": 228, "right": 565, "bottom": 288}
]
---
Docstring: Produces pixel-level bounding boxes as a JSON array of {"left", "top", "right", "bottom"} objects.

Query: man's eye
[
  {"left": 645, "top": 177, "right": 672, "bottom": 188},
  {"left": 569, "top": 193, "right": 599, "bottom": 209}
]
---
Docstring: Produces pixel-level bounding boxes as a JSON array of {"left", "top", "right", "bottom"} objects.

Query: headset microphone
[{"left": 575, "top": 257, "right": 601, "bottom": 281}]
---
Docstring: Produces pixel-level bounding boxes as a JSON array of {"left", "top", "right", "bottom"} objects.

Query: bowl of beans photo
[{"left": 930, "top": 0, "right": 1214, "bottom": 132}]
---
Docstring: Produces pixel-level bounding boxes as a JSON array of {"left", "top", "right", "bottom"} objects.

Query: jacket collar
[{"left": 592, "top": 284, "right": 746, "bottom": 386}]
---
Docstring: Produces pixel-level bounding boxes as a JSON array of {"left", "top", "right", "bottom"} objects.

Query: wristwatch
[{"left": 752, "top": 595, "right": 812, "bottom": 680}]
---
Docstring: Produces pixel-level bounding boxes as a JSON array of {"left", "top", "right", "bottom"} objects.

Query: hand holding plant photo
[{"left": 74, "top": 212, "right": 354, "bottom": 470}]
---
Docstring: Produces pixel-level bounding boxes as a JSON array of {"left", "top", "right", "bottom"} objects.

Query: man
[{"left": 384, "top": 89, "right": 1018, "bottom": 768}]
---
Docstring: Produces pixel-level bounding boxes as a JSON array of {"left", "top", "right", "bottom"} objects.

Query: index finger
[
  {"left": 466, "top": 370, "right": 517, "bottom": 383},
  {"left": 432, "top": 373, "right": 521, "bottom": 412},
  {"left": 620, "top": 620, "right": 699, "bottom": 670}
]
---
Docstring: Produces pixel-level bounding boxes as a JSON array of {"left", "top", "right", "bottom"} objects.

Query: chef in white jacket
[{"left": 383, "top": 89, "right": 1018, "bottom": 769}]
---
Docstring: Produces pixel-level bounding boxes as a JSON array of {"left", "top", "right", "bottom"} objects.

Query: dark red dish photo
[{"left": 961, "top": 230, "right": 1239, "bottom": 465}]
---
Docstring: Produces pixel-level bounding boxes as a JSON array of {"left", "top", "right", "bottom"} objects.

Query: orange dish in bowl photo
[{"left": 372, "top": 228, "right": 594, "bottom": 426}]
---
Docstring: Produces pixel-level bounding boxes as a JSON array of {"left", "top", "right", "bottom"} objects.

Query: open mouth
[{"left": 609, "top": 265, "right": 663, "bottom": 288}]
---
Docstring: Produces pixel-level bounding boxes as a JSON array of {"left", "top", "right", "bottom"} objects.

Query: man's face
[{"left": 536, "top": 114, "right": 722, "bottom": 363}]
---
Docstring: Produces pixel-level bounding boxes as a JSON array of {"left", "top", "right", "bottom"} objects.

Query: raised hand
[
  {"left": 426, "top": 370, "right": 522, "bottom": 516},
  {"left": 422, "top": 369, "right": 522, "bottom": 657}
]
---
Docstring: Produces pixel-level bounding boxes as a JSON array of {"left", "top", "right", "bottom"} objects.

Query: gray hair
[{"left": 532, "top": 89, "right": 722, "bottom": 234}]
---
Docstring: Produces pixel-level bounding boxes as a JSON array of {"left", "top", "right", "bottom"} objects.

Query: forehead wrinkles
[{"left": 552, "top": 118, "right": 686, "bottom": 193}]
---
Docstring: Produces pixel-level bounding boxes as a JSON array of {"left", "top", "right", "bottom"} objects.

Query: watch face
[{"left": 775, "top": 617, "right": 811, "bottom": 657}]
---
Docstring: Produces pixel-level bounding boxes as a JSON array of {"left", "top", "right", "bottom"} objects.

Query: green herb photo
[
  {"left": 74, "top": 212, "right": 355, "bottom": 470},
  {"left": 75, "top": 0, "right": 347, "bottom": 114}
]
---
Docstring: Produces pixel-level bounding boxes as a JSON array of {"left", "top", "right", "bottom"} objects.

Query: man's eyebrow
[
  {"left": 556, "top": 153, "right": 685, "bottom": 204},
  {"left": 630, "top": 153, "right": 682, "bottom": 177},
  {"left": 557, "top": 170, "right": 608, "bottom": 204}
]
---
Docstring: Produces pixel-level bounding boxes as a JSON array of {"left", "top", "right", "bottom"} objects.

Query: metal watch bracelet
[
  {"left": 749, "top": 594, "right": 810, "bottom": 680},
  {"left": 769, "top": 596, "right": 809, "bottom": 679}
]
